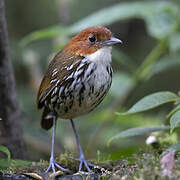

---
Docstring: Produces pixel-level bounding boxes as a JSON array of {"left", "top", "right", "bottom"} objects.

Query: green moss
[{"left": 3, "top": 148, "right": 180, "bottom": 179}]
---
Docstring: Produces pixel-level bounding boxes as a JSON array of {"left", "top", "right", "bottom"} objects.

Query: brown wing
[{"left": 36, "top": 50, "right": 83, "bottom": 109}]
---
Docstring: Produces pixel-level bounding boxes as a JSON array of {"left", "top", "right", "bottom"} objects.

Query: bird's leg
[
  {"left": 70, "top": 119, "right": 96, "bottom": 172},
  {"left": 45, "top": 116, "right": 68, "bottom": 174}
]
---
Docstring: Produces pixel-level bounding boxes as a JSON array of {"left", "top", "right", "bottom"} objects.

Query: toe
[
  {"left": 45, "top": 164, "right": 51, "bottom": 174},
  {"left": 55, "top": 162, "right": 69, "bottom": 172},
  {"left": 78, "top": 159, "right": 92, "bottom": 172},
  {"left": 87, "top": 162, "right": 97, "bottom": 168},
  {"left": 45, "top": 159, "right": 68, "bottom": 174},
  {"left": 78, "top": 160, "right": 83, "bottom": 172},
  {"left": 84, "top": 162, "right": 91, "bottom": 172}
]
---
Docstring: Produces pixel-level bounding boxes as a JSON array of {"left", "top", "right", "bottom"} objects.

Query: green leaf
[
  {"left": 167, "top": 104, "right": 180, "bottom": 119},
  {"left": 0, "top": 159, "right": 32, "bottom": 168},
  {"left": 0, "top": 145, "right": 11, "bottom": 161},
  {"left": 70, "top": 1, "right": 178, "bottom": 39},
  {"left": 0, "top": 159, "right": 11, "bottom": 168},
  {"left": 0, "top": 145, "right": 11, "bottom": 169},
  {"left": 108, "top": 126, "right": 169, "bottom": 146},
  {"left": 119, "top": 91, "right": 178, "bottom": 115},
  {"left": 170, "top": 110, "right": 180, "bottom": 132},
  {"left": 10, "top": 159, "right": 32, "bottom": 167},
  {"left": 21, "top": 1, "right": 179, "bottom": 45},
  {"left": 145, "top": 7, "right": 178, "bottom": 39},
  {"left": 20, "top": 26, "right": 69, "bottom": 47},
  {"left": 169, "top": 33, "right": 180, "bottom": 52}
]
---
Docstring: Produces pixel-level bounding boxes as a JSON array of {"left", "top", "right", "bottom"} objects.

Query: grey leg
[
  {"left": 45, "top": 117, "right": 68, "bottom": 174},
  {"left": 70, "top": 119, "right": 96, "bottom": 172}
]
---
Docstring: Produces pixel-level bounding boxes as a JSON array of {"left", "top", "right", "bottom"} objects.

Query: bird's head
[{"left": 63, "top": 26, "right": 122, "bottom": 56}]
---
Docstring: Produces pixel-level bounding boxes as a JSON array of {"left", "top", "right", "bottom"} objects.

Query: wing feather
[{"left": 36, "top": 51, "right": 83, "bottom": 109}]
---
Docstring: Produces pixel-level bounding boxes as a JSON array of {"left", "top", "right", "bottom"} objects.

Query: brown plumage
[
  {"left": 37, "top": 26, "right": 113, "bottom": 130},
  {"left": 37, "top": 51, "right": 83, "bottom": 129},
  {"left": 36, "top": 26, "right": 122, "bottom": 173}
]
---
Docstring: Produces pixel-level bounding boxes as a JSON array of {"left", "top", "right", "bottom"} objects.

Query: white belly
[{"left": 48, "top": 47, "right": 113, "bottom": 119}]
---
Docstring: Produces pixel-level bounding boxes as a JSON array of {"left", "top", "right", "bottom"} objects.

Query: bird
[{"left": 36, "top": 26, "right": 122, "bottom": 173}]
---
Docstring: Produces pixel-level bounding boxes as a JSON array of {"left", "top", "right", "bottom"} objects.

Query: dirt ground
[{"left": 1, "top": 148, "right": 180, "bottom": 180}]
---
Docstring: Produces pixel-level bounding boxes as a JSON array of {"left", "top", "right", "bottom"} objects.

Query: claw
[
  {"left": 45, "top": 157, "right": 69, "bottom": 174},
  {"left": 76, "top": 156, "right": 97, "bottom": 172}
]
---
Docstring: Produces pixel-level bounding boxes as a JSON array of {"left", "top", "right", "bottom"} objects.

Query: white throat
[{"left": 85, "top": 46, "right": 112, "bottom": 65}]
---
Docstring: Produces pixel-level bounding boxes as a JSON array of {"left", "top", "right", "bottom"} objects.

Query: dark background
[{"left": 4, "top": 0, "right": 180, "bottom": 161}]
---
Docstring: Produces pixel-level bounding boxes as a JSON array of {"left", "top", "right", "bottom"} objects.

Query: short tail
[{"left": 41, "top": 107, "right": 55, "bottom": 130}]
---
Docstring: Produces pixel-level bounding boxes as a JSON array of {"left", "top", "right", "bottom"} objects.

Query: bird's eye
[{"left": 88, "top": 35, "right": 96, "bottom": 43}]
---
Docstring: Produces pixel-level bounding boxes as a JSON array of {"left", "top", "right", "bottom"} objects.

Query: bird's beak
[{"left": 102, "top": 37, "right": 122, "bottom": 46}]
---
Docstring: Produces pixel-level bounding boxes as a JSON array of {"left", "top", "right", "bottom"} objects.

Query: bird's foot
[
  {"left": 76, "top": 156, "right": 97, "bottom": 172},
  {"left": 45, "top": 157, "right": 69, "bottom": 174}
]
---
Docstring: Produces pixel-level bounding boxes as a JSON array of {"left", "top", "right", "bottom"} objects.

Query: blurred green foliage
[
  {"left": 110, "top": 91, "right": 180, "bottom": 143},
  {"left": 3, "top": 0, "right": 180, "bottom": 165},
  {"left": 0, "top": 145, "right": 31, "bottom": 171}
]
